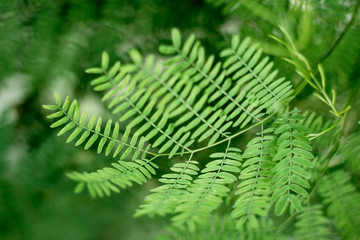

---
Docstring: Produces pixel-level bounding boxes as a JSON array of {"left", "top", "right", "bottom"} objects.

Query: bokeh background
[{"left": 0, "top": 0, "right": 359, "bottom": 239}]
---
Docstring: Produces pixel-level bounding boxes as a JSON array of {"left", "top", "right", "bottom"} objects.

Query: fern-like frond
[
  {"left": 87, "top": 49, "right": 228, "bottom": 154},
  {"left": 160, "top": 29, "right": 294, "bottom": 132},
  {"left": 318, "top": 170, "right": 360, "bottom": 240},
  {"left": 86, "top": 51, "right": 196, "bottom": 157},
  {"left": 161, "top": 29, "right": 261, "bottom": 126},
  {"left": 84, "top": 29, "right": 294, "bottom": 155},
  {"left": 339, "top": 132, "right": 360, "bottom": 172},
  {"left": 43, "top": 94, "right": 157, "bottom": 196},
  {"left": 232, "top": 125, "right": 276, "bottom": 229},
  {"left": 171, "top": 142, "right": 242, "bottom": 230},
  {"left": 159, "top": 29, "right": 237, "bottom": 145},
  {"left": 135, "top": 153, "right": 199, "bottom": 217},
  {"left": 43, "top": 94, "right": 153, "bottom": 160},
  {"left": 161, "top": 215, "right": 285, "bottom": 240},
  {"left": 302, "top": 111, "right": 332, "bottom": 134},
  {"left": 293, "top": 204, "right": 330, "bottom": 240},
  {"left": 271, "top": 109, "right": 314, "bottom": 215},
  {"left": 67, "top": 158, "right": 158, "bottom": 198},
  {"left": 220, "top": 35, "right": 294, "bottom": 116},
  {"left": 302, "top": 110, "right": 340, "bottom": 146}
]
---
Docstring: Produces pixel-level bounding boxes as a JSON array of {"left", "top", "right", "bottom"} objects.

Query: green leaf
[
  {"left": 272, "top": 186, "right": 288, "bottom": 201},
  {"left": 120, "top": 147, "right": 132, "bottom": 160},
  {"left": 85, "top": 67, "right": 103, "bottom": 74},
  {"left": 43, "top": 104, "right": 58, "bottom": 110},
  {"left": 274, "top": 124, "right": 290, "bottom": 134},
  {"left": 97, "top": 137, "right": 107, "bottom": 153},
  {"left": 95, "top": 117, "right": 102, "bottom": 132},
  {"left": 292, "top": 139, "right": 312, "bottom": 151},
  {"left": 84, "top": 134, "right": 99, "bottom": 149},
  {"left": 171, "top": 28, "right": 181, "bottom": 49},
  {"left": 105, "top": 140, "right": 115, "bottom": 156},
  {"left": 47, "top": 111, "right": 63, "bottom": 119},
  {"left": 293, "top": 148, "right": 314, "bottom": 159},
  {"left": 275, "top": 195, "right": 289, "bottom": 216},
  {"left": 108, "top": 61, "right": 120, "bottom": 78},
  {"left": 129, "top": 48, "right": 143, "bottom": 64},
  {"left": 74, "top": 182, "right": 86, "bottom": 194},
  {"left": 91, "top": 76, "right": 109, "bottom": 86},
  {"left": 159, "top": 45, "right": 176, "bottom": 54},
  {"left": 289, "top": 194, "right": 302, "bottom": 212},
  {"left": 210, "top": 153, "right": 225, "bottom": 158},
  {"left": 73, "top": 102, "right": 81, "bottom": 122},
  {"left": 231, "top": 35, "right": 240, "bottom": 50},
  {"left": 50, "top": 116, "right": 69, "bottom": 128},
  {"left": 293, "top": 156, "right": 313, "bottom": 167},
  {"left": 218, "top": 172, "right": 237, "bottom": 181},
  {"left": 75, "top": 131, "right": 90, "bottom": 146},
  {"left": 112, "top": 143, "right": 124, "bottom": 158},
  {"left": 66, "top": 127, "right": 82, "bottom": 143},
  {"left": 289, "top": 184, "right": 308, "bottom": 197},
  {"left": 68, "top": 100, "right": 77, "bottom": 117},
  {"left": 57, "top": 122, "right": 75, "bottom": 136},
  {"left": 273, "top": 148, "right": 290, "bottom": 161},
  {"left": 104, "top": 120, "right": 112, "bottom": 136},
  {"left": 101, "top": 51, "right": 109, "bottom": 70},
  {"left": 227, "top": 152, "right": 242, "bottom": 161},
  {"left": 62, "top": 97, "right": 70, "bottom": 112},
  {"left": 182, "top": 34, "right": 195, "bottom": 54},
  {"left": 291, "top": 166, "right": 311, "bottom": 179},
  {"left": 55, "top": 93, "right": 61, "bottom": 106}
]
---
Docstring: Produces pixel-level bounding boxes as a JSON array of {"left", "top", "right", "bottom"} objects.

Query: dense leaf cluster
[
  {"left": 44, "top": 21, "right": 360, "bottom": 239},
  {"left": 1, "top": 0, "right": 359, "bottom": 239}
]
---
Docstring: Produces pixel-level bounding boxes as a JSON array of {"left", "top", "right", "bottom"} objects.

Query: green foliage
[
  {"left": 231, "top": 126, "right": 275, "bottom": 228},
  {"left": 339, "top": 132, "right": 360, "bottom": 171},
  {"left": 293, "top": 204, "right": 330, "bottom": 240},
  {"left": 206, "top": 0, "right": 281, "bottom": 25},
  {"left": 2, "top": 0, "right": 359, "bottom": 239},
  {"left": 171, "top": 145, "right": 242, "bottom": 229},
  {"left": 42, "top": 18, "right": 360, "bottom": 237},
  {"left": 135, "top": 153, "right": 200, "bottom": 217},
  {"left": 66, "top": 158, "right": 158, "bottom": 198},
  {"left": 159, "top": 214, "right": 286, "bottom": 240},
  {"left": 318, "top": 170, "right": 360, "bottom": 240},
  {"left": 271, "top": 110, "right": 314, "bottom": 215},
  {"left": 44, "top": 94, "right": 151, "bottom": 161},
  {"left": 43, "top": 28, "right": 300, "bottom": 227}
]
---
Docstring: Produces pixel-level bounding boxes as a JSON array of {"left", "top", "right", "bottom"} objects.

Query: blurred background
[{"left": 0, "top": 0, "right": 359, "bottom": 239}]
